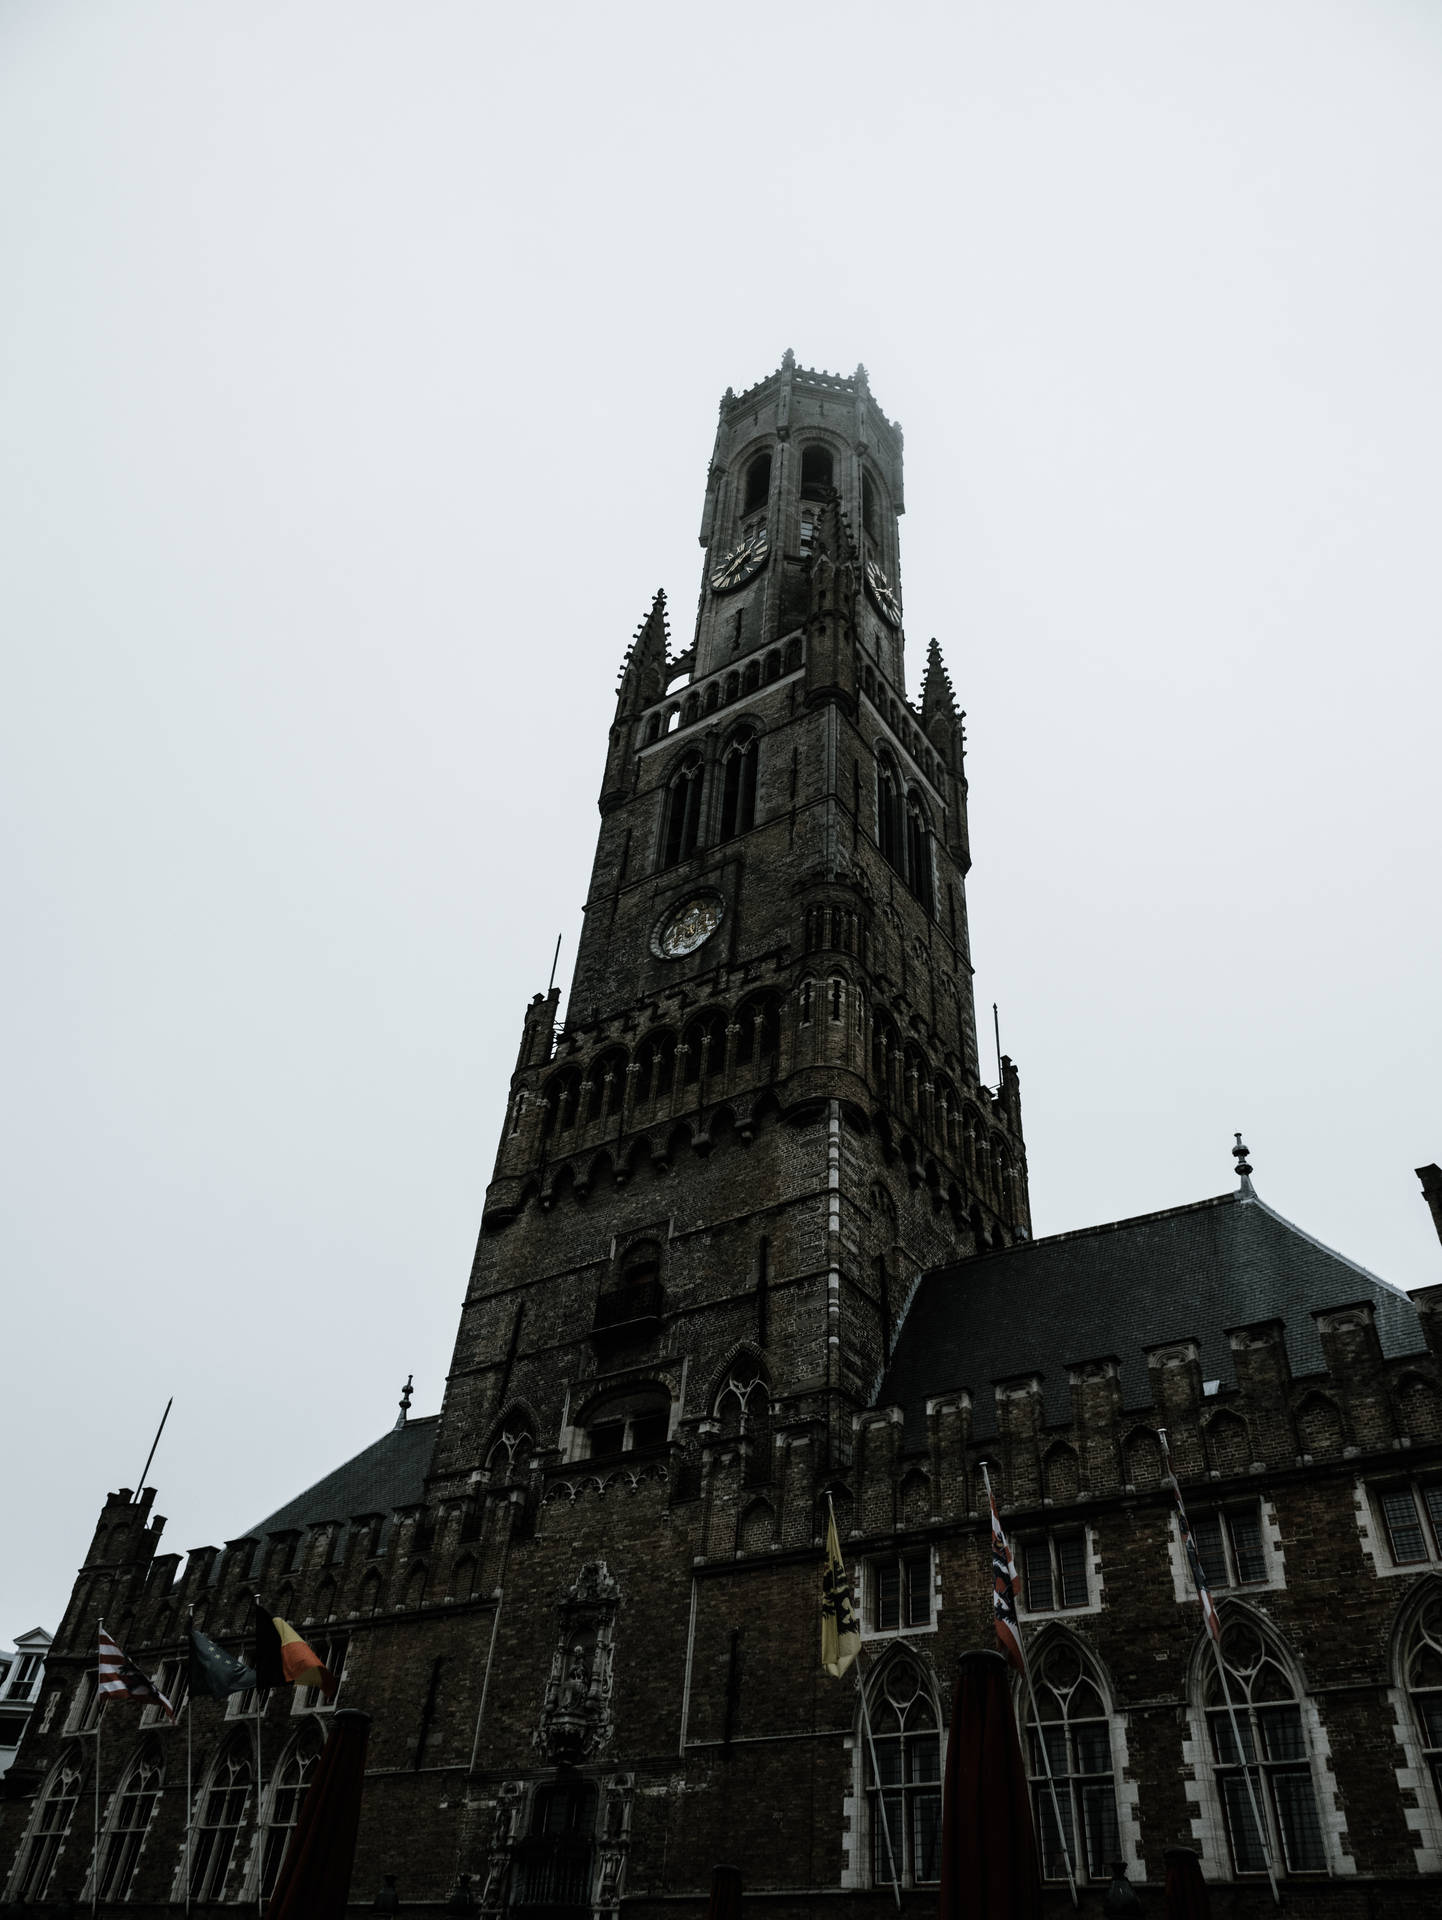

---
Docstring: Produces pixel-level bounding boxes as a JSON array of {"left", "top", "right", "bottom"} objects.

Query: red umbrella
[
  {"left": 1163, "top": 1847, "right": 1210, "bottom": 1920},
  {"left": 264, "top": 1708, "right": 372, "bottom": 1920},
  {"left": 706, "top": 1864, "right": 743, "bottom": 1920},
  {"left": 937, "top": 1650, "right": 1042, "bottom": 1920}
]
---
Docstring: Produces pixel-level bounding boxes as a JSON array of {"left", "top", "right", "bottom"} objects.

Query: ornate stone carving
[{"left": 534, "top": 1560, "right": 621, "bottom": 1763}]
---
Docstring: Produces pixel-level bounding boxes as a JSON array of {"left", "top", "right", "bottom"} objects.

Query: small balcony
[{"left": 591, "top": 1278, "right": 665, "bottom": 1340}]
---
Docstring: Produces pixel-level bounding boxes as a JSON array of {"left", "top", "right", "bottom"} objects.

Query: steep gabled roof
[
  {"left": 877, "top": 1189, "right": 1423, "bottom": 1447},
  {"left": 245, "top": 1416, "right": 438, "bottom": 1538}
]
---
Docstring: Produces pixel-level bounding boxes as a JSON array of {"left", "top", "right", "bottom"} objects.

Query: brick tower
[{"left": 428, "top": 351, "right": 1031, "bottom": 1496}]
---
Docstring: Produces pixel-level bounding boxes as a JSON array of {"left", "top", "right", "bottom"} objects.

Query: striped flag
[
  {"left": 97, "top": 1625, "right": 176, "bottom": 1720},
  {"left": 987, "top": 1484, "right": 1025, "bottom": 1673},
  {"left": 1164, "top": 1453, "right": 1222, "bottom": 1643},
  {"left": 254, "top": 1602, "right": 338, "bottom": 1700}
]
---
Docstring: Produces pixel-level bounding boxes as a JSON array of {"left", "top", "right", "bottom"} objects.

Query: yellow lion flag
[{"left": 820, "top": 1505, "right": 861, "bottom": 1677}]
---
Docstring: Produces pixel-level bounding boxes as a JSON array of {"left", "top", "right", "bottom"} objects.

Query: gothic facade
[{"left": 4, "top": 357, "right": 1440, "bottom": 1916}]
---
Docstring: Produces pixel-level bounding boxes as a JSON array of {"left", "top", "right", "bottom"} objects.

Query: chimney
[{"left": 1418, "top": 1165, "right": 1442, "bottom": 1249}]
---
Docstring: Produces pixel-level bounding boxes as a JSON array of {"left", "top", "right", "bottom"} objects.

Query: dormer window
[
  {"left": 800, "top": 445, "right": 834, "bottom": 498},
  {"left": 743, "top": 451, "right": 773, "bottom": 516}
]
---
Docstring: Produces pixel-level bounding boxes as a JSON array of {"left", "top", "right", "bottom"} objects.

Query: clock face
[
  {"left": 865, "top": 556, "right": 902, "bottom": 628},
  {"left": 710, "top": 525, "right": 770, "bottom": 594},
  {"left": 656, "top": 895, "right": 724, "bottom": 959}
]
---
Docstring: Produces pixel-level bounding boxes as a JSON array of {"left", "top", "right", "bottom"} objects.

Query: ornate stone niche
[{"left": 534, "top": 1560, "right": 621, "bottom": 1763}]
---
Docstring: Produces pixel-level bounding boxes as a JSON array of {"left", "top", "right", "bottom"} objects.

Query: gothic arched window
[
  {"left": 719, "top": 729, "right": 758, "bottom": 841},
  {"left": 11, "top": 1746, "right": 86, "bottom": 1903},
  {"left": 260, "top": 1732, "right": 321, "bottom": 1898},
  {"left": 585, "top": 1047, "right": 628, "bottom": 1123},
  {"left": 1024, "top": 1637, "right": 1121, "bottom": 1884},
  {"left": 742, "top": 451, "right": 772, "bottom": 517},
  {"left": 862, "top": 470, "right": 880, "bottom": 541},
  {"left": 487, "top": 1420, "right": 536, "bottom": 1477},
  {"left": 1201, "top": 1616, "right": 1327, "bottom": 1877},
  {"left": 905, "top": 791, "right": 934, "bottom": 913},
  {"left": 634, "top": 1029, "right": 676, "bottom": 1107},
  {"left": 877, "top": 756, "right": 903, "bottom": 875},
  {"left": 800, "top": 444, "right": 834, "bottom": 497},
  {"left": 734, "top": 992, "right": 780, "bottom": 1075},
  {"left": 1402, "top": 1589, "right": 1442, "bottom": 1819},
  {"left": 540, "top": 1067, "right": 581, "bottom": 1141},
  {"left": 96, "top": 1754, "right": 162, "bottom": 1898},
  {"left": 661, "top": 751, "right": 704, "bottom": 867},
  {"left": 863, "top": 1655, "right": 942, "bottom": 1888},
  {"left": 189, "top": 1742, "right": 253, "bottom": 1904},
  {"left": 680, "top": 1009, "right": 726, "bottom": 1088}
]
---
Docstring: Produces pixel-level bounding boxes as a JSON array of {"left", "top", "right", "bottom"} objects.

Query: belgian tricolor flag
[{"left": 253, "top": 1600, "right": 338, "bottom": 1702}]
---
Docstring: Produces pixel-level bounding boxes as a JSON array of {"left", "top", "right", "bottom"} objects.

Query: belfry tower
[{"left": 429, "top": 354, "right": 1030, "bottom": 1493}]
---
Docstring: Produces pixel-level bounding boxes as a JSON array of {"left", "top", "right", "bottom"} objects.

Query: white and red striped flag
[
  {"left": 986, "top": 1481, "right": 1026, "bottom": 1673},
  {"left": 1162, "top": 1449, "right": 1222, "bottom": 1644},
  {"left": 97, "top": 1625, "right": 176, "bottom": 1720}
]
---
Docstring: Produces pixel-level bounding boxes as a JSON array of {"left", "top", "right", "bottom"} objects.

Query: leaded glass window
[
  {"left": 866, "top": 1656, "right": 942, "bottom": 1888},
  {"left": 1403, "top": 1591, "right": 1442, "bottom": 1817},
  {"left": 1204, "top": 1619, "right": 1326, "bottom": 1876},
  {"left": 189, "top": 1745, "right": 253, "bottom": 1902},
  {"left": 1025, "top": 1639, "right": 1120, "bottom": 1882},
  {"left": 97, "top": 1748, "right": 163, "bottom": 1901},
  {"left": 11, "top": 1747, "right": 85, "bottom": 1902}
]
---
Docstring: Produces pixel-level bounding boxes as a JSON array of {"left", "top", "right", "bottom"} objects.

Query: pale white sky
[{"left": 3, "top": 1, "right": 1439, "bottom": 1639}]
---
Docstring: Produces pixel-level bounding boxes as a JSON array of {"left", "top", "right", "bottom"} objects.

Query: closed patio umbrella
[
  {"left": 1163, "top": 1847, "right": 1210, "bottom": 1920},
  {"left": 937, "top": 1650, "right": 1042, "bottom": 1920},
  {"left": 264, "top": 1708, "right": 371, "bottom": 1920},
  {"left": 706, "top": 1864, "right": 743, "bottom": 1920}
]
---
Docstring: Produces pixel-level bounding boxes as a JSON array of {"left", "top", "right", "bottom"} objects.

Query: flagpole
[
  {"left": 980, "top": 1466, "right": 1078, "bottom": 1909},
  {"left": 93, "top": 1622, "right": 102, "bottom": 1917},
  {"left": 827, "top": 1496, "right": 900, "bottom": 1911},
  {"left": 253, "top": 1595, "right": 265, "bottom": 1918},
  {"left": 1158, "top": 1431, "right": 1280, "bottom": 1907},
  {"left": 856, "top": 1652, "right": 902, "bottom": 1911},
  {"left": 186, "top": 1607, "right": 194, "bottom": 1918}
]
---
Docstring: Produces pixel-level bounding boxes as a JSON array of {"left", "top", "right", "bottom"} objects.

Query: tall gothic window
[
  {"left": 864, "top": 1655, "right": 942, "bottom": 1888},
  {"left": 680, "top": 1008, "right": 727, "bottom": 1088},
  {"left": 662, "top": 751, "right": 704, "bottom": 867},
  {"left": 96, "top": 1745, "right": 164, "bottom": 1901},
  {"left": 585, "top": 1047, "right": 628, "bottom": 1123},
  {"left": 862, "top": 469, "right": 880, "bottom": 540},
  {"left": 742, "top": 451, "right": 772, "bottom": 517},
  {"left": 877, "top": 756, "right": 903, "bottom": 874},
  {"left": 905, "top": 793, "right": 934, "bottom": 913},
  {"left": 734, "top": 993, "right": 780, "bottom": 1075},
  {"left": 634, "top": 1029, "right": 676, "bottom": 1106},
  {"left": 1024, "top": 1638, "right": 1121, "bottom": 1883},
  {"left": 10, "top": 1746, "right": 85, "bottom": 1902},
  {"left": 719, "top": 730, "right": 758, "bottom": 841},
  {"left": 1402, "top": 1590, "right": 1442, "bottom": 1817},
  {"left": 189, "top": 1742, "right": 253, "bottom": 1903},
  {"left": 1202, "top": 1617, "right": 1326, "bottom": 1877},
  {"left": 800, "top": 444, "right": 834, "bottom": 497},
  {"left": 261, "top": 1733, "right": 321, "bottom": 1897}
]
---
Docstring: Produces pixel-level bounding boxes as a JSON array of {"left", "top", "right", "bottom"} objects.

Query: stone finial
[
  {"left": 1233, "top": 1133, "right": 1254, "bottom": 1183},
  {"left": 782, "top": 347, "right": 796, "bottom": 370},
  {"left": 395, "top": 1374, "right": 414, "bottom": 1431}
]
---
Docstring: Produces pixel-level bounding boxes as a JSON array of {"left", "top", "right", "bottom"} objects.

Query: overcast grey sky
[{"left": 3, "top": 2, "right": 1439, "bottom": 1641}]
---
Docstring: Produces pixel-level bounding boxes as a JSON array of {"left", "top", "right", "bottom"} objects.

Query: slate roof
[
  {"left": 245, "top": 1415, "right": 438, "bottom": 1539},
  {"left": 877, "top": 1188, "right": 1425, "bottom": 1448}
]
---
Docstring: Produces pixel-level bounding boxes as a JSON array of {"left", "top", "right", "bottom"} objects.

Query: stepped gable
[
  {"left": 244, "top": 1414, "right": 437, "bottom": 1538},
  {"left": 878, "top": 1188, "right": 1423, "bottom": 1444}
]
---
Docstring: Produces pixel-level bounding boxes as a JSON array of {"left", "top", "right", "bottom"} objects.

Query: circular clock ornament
[
  {"left": 865, "top": 557, "right": 902, "bottom": 628},
  {"left": 710, "top": 525, "right": 770, "bottom": 594},
  {"left": 655, "top": 895, "right": 724, "bottom": 959}
]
